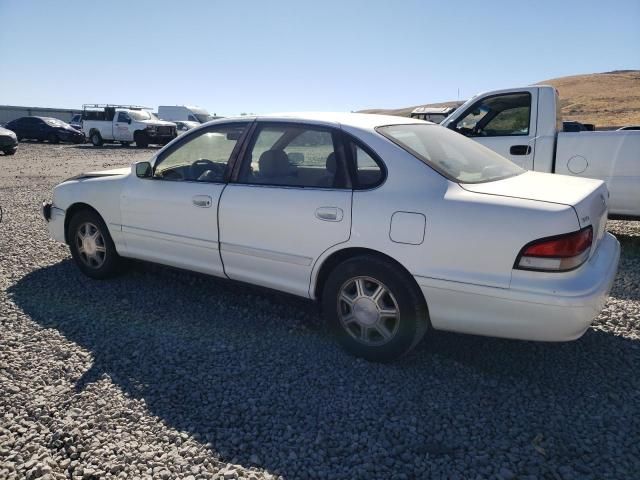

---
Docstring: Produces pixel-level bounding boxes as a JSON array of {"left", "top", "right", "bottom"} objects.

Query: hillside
[{"left": 360, "top": 70, "right": 640, "bottom": 128}]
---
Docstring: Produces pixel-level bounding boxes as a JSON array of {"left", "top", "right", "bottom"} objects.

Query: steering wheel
[{"left": 189, "top": 159, "right": 225, "bottom": 181}]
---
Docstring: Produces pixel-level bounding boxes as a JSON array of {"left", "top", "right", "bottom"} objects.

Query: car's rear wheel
[
  {"left": 3, "top": 147, "right": 17, "bottom": 155},
  {"left": 134, "top": 132, "right": 149, "bottom": 148},
  {"left": 90, "top": 131, "right": 103, "bottom": 147},
  {"left": 47, "top": 133, "right": 59, "bottom": 144},
  {"left": 68, "top": 209, "right": 124, "bottom": 279},
  {"left": 322, "top": 255, "right": 429, "bottom": 362}
]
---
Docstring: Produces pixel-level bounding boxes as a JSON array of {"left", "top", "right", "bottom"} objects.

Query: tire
[
  {"left": 90, "top": 131, "right": 103, "bottom": 147},
  {"left": 3, "top": 146, "right": 17, "bottom": 155},
  {"left": 134, "top": 132, "right": 149, "bottom": 148},
  {"left": 68, "top": 209, "right": 124, "bottom": 279},
  {"left": 322, "top": 255, "right": 429, "bottom": 362},
  {"left": 47, "top": 133, "right": 59, "bottom": 144}
]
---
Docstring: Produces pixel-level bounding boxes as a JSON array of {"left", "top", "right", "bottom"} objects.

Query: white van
[{"left": 158, "top": 105, "right": 212, "bottom": 123}]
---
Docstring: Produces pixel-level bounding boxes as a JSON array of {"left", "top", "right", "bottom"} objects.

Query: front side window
[
  {"left": 117, "top": 112, "right": 130, "bottom": 123},
  {"left": 153, "top": 124, "right": 247, "bottom": 182},
  {"left": 377, "top": 124, "right": 524, "bottom": 184},
  {"left": 238, "top": 124, "right": 347, "bottom": 188},
  {"left": 453, "top": 92, "right": 531, "bottom": 137}
]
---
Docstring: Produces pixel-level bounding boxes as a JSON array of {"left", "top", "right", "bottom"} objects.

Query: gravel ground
[{"left": 1, "top": 142, "right": 639, "bottom": 480}]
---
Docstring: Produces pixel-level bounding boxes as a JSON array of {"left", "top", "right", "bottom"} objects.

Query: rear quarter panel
[
  {"left": 311, "top": 126, "right": 580, "bottom": 295},
  {"left": 555, "top": 131, "right": 640, "bottom": 216}
]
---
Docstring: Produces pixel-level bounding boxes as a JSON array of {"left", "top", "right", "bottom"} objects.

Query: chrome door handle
[
  {"left": 192, "top": 195, "right": 212, "bottom": 208},
  {"left": 315, "top": 206, "right": 343, "bottom": 222}
]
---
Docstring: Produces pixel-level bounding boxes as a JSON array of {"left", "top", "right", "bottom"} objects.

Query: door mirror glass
[
  {"left": 127, "top": 118, "right": 132, "bottom": 124},
  {"left": 136, "top": 162, "right": 152, "bottom": 178}
]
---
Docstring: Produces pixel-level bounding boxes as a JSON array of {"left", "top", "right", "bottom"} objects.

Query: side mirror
[
  {"left": 127, "top": 118, "right": 132, "bottom": 124},
  {"left": 136, "top": 162, "right": 152, "bottom": 178}
]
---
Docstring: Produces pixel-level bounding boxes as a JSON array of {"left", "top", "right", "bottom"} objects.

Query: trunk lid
[{"left": 462, "top": 171, "right": 609, "bottom": 256}]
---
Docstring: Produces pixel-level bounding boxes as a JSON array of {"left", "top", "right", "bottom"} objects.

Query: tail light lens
[{"left": 515, "top": 226, "right": 593, "bottom": 272}]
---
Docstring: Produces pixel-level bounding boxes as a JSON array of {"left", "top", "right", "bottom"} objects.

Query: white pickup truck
[
  {"left": 441, "top": 86, "right": 640, "bottom": 219},
  {"left": 82, "top": 104, "right": 177, "bottom": 148}
]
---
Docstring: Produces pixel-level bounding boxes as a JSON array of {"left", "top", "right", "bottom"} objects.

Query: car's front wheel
[
  {"left": 68, "top": 209, "right": 124, "bottom": 279},
  {"left": 3, "top": 146, "right": 17, "bottom": 155},
  {"left": 322, "top": 255, "right": 429, "bottom": 362},
  {"left": 134, "top": 132, "right": 149, "bottom": 148}
]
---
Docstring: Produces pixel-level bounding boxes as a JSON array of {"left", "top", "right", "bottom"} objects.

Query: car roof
[{"left": 204, "top": 112, "right": 430, "bottom": 130}]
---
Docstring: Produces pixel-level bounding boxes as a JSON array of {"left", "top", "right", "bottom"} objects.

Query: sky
[{"left": 0, "top": 0, "right": 638, "bottom": 116}]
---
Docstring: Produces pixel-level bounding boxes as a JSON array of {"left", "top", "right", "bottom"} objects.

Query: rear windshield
[{"left": 377, "top": 124, "right": 524, "bottom": 183}]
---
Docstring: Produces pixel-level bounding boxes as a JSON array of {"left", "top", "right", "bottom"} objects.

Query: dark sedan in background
[
  {"left": 0, "top": 126, "right": 18, "bottom": 155},
  {"left": 5, "top": 116, "right": 85, "bottom": 144}
]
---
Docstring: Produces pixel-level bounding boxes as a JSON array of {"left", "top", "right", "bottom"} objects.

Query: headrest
[
  {"left": 259, "top": 150, "right": 290, "bottom": 177},
  {"left": 325, "top": 152, "right": 337, "bottom": 174}
]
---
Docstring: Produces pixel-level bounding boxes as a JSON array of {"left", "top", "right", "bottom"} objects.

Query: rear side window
[
  {"left": 377, "top": 124, "right": 524, "bottom": 184},
  {"left": 346, "top": 141, "right": 384, "bottom": 189},
  {"left": 238, "top": 124, "right": 349, "bottom": 189}
]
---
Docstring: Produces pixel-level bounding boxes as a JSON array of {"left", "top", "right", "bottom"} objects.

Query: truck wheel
[
  {"left": 47, "top": 133, "right": 59, "bottom": 144},
  {"left": 322, "top": 255, "right": 429, "bottom": 362},
  {"left": 90, "top": 132, "right": 103, "bottom": 147},
  {"left": 134, "top": 132, "right": 149, "bottom": 148},
  {"left": 68, "top": 209, "right": 125, "bottom": 279}
]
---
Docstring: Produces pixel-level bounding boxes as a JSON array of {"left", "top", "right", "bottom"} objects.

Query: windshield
[
  {"left": 44, "top": 118, "right": 68, "bottom": 127},
  {"left": 128, "top": 110, "right": 152, "bottom": 121},
  {"left": 377, "top": 124, "right": 524, "bottom": 183}
]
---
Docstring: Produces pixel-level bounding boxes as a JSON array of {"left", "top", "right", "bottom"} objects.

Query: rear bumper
[
  {"left": 42, "top": 202, "right": 66, "bottom": 243},
  {"left": 416, "top": 232, "right": 620, "bottom": 341}
]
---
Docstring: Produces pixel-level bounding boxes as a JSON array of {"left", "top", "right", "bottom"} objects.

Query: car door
[
  {"left": 448, "top": 90, "right": 538, "bottom": 169},
  {"left": 115, "top": 111, "right": 134, "bottom": 141},
  {"left": 119, "top": 122, "right": 251, "bottom": 276},
  {"left": 218, "top": 121, "right": 352, "bottom": 297},
  {"left": 34, "top": 118, "right": 48, "bottom": 140}
]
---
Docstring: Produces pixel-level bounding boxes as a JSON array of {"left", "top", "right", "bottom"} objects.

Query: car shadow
[{"left": 8, "top": 260, "right": 640, "bottom": 478}]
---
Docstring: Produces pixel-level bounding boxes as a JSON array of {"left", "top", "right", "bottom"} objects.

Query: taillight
[{"left": 515, "top": 226, "right": 593, "bottom": 272}]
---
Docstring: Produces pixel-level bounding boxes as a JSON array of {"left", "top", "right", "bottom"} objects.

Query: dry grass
[{"left": 361, "top": 70, "right": 640, "bottom": 128}]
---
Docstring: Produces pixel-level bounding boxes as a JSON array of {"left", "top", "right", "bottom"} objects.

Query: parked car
[
  {"left": 174, "top": 120, "right": 200, "bottom": 134},
  {"left": 42, "top": 113, "right": 620, "bottom": 361},
  {"left": 0, "top": 126, "right": 18, "bottom": 155},
  {"left": 69, "top": 114, "right": 83, "bottom": 131},
  {"left": 5, "top": 116, "right": 85, "bottom": 144},
  {"left": 82, "top": 104, "right": 177, "bottom": 148},
  {"left": 441, "top": 86, "right": 640, "bottom": 219}
]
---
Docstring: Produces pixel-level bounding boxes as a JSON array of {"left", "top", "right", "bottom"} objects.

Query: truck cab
[
  {"left": 441, "top": 86, "right": 640, "bottom": 218},
  {"left": 82, "top": 104, "right": 177, "bottom": 148}
]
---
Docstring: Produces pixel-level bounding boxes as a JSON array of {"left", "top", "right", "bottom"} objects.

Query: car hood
[
  {"left": 141, "top": 119, "right": 175, "bottom": 127},
  {"left": 0, "top": 126, "right": 17, "bottom": 137},
  {"left": 461, "top": 170, "right": 610, "bottom": 253},
  {"left": 64, "top": 167, "right": 130, "bottom": 182}
]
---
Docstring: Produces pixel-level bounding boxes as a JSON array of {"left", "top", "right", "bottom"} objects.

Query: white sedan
[{"left": 42, "top": 113, "right": 620, "bottom": 361}]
